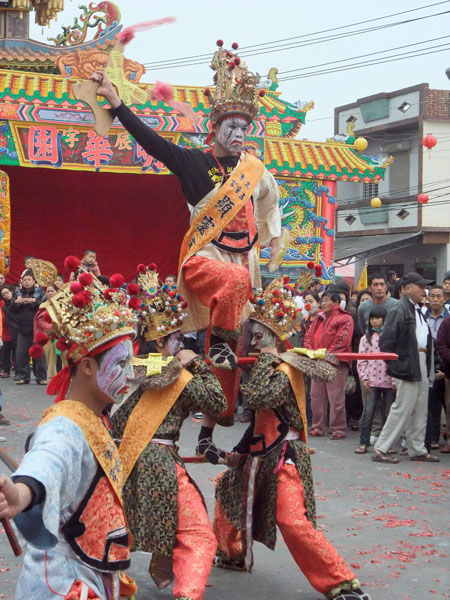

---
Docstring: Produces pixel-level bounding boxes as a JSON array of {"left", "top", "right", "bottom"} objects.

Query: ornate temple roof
[
  {"left": 265, "top": 137, "right": 392, "bottom": 182},
  {"left": 0, "top": 67, "right": 389, "bottom": 181}
]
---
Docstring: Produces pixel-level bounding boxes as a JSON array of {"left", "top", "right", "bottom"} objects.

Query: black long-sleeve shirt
[{"left": 112, "top": 102, "right": 239, "bottom": 207}]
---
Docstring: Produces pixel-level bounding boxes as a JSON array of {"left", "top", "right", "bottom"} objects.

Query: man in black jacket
[
  {"left": 9, "top": 271, "right": 46, "bottom": 385},
  {"left": 373, "top": 273, "right": 439, "bottom": 463}
]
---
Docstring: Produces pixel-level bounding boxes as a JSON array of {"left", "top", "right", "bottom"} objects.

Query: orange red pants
[
  {"left": 213, "top": 463, "right": 356, "bottom": 596},
  {"left": 182, "top": 255, "right": 252, "bottom": 334},
  {"left": 173, "top": 464, "right": 217, "bottom": 600}
]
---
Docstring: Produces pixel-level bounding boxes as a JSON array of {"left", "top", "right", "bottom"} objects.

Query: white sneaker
[{"left": 0, "top": 436, "right": 6, "bottom": 442}]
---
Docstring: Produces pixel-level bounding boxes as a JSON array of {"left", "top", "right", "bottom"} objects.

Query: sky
[{"left": 30, "top": 0, "right": 450, "bottom": 142}]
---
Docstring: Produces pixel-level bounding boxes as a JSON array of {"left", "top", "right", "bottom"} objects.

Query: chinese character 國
[{"left": 28, "top": 126, "right": 63, "bottom": 168}]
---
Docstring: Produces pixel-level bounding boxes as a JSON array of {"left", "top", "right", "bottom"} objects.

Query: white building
[{"left": 334, "top": 83, "right": 450, "bottom": 283}]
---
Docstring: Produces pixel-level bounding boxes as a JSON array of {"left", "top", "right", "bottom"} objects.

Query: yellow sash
[
  {"left": 178, "top": 153, "right": 265, "bottom": 271},
  {"left": 276, "top": 363, "right": 307, "bottom": 444},
  {"left": 119, "top": 369, "right": 193, "bottom": 482},
  {"left": 40, "top": 401, "right": 123, "bottom": 504}
]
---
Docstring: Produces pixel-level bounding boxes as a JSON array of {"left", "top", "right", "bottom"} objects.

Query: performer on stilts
[
  {"left": 212, "top": 277, "right": 372, "bottom": 600},
  {"left": 111, "top": 264, "right": 227, "bottom": 600},
  {"left": 90, "top": 39, "right": 282, "bottom": 462},
  {"left": 0, "top": 257, "right": 138, "bottom": 600}
]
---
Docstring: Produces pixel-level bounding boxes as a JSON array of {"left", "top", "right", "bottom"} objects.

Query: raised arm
[{"left": 89, "top": 72, "right": 193, "bottom": 176}]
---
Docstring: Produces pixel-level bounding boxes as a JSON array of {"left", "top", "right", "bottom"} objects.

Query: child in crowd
[
  {"left": 355, "top": 306, "right": 395, "bottom": 455},
  {"left": 70, "top": 250, "right": 101, "bottom": 281}
]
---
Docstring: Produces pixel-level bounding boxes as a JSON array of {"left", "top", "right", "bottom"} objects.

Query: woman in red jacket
[{"left": 304, "top": 290, "right": 354, "bottom": 439}]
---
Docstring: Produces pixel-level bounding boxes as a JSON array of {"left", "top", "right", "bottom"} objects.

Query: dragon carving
[{"left": 48, "top": 2, "right": 121, "bottom": 47}]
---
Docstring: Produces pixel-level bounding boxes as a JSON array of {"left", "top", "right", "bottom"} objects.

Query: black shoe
[
  {"left": 332, "top": 590, "right": 371, "bottom": 600},
  {"left": 208, "top": 343, "right": 237, "bottom": 370},
  {"left": 196, "top": 436, "right": 227, "bottom": 465}
]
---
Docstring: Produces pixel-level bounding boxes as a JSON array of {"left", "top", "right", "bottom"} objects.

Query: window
[
  {"left": 389, "top": 151, "right": 410, "bottom": 198},
  {"left": 362, "top": 182, "right": 379, "bottom": 202}
]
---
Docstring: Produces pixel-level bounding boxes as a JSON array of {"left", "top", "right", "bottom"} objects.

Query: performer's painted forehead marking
[
  {"left": 217, "top": 117, "right": 248, "bottom": 152},
  {"left": 96, "top": 339, "right": 134, "bottom": 404}
]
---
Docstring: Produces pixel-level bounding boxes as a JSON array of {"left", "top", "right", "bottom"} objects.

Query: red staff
[{"left": 0, "top": 447, "right": 23, "bottom": 556}]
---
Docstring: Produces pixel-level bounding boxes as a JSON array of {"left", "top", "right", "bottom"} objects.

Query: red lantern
[
  {"left": 422, "top": 134, "right": 437, "bottom": 149},
  {"left": 418, "top": 193, "right": 429, "bottom": 204}
]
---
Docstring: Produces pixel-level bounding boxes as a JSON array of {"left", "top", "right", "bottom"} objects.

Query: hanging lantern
[
  {"left": 354, "top": 137, "right": 368, "bottom": 152},
  {"left": 418, "top": 193, "right": 429, "bottom": 204},
  {"left": 370, "top": 197, "right": 382, "bottom": 208},
  {"left": 422, "top": 134, "right": 437, "bottom": 149}
]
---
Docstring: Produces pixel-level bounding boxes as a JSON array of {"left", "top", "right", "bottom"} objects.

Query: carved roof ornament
[{"left": 11, "top": 0, "right": 65, "bottom": 27}]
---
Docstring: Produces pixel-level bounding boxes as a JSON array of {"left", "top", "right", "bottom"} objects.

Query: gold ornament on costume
[
  {"left": 295, "top": 268, "right": 314, "bottom": 295},
  {"left": 44, "top": 258, "right": 137, "bottom": 361},
  {"left": 136, "top": 265, "right": 188, "bottom": 341},
  {"left": 30, "top": 258, "right": 58, "bottom": 288},
  {"left": 132, "top": 353, "right": 174, "bottom": 377},
  {"left": 250, "top": 276, "right": 300, "bottom": 341},
  {"left": 208, "top": 40, "right": 261, "bottom": 124}
]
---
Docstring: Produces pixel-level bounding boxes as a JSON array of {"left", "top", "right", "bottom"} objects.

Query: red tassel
[{"left": 47, "top": 366, "right": 71, "bottom": 403}]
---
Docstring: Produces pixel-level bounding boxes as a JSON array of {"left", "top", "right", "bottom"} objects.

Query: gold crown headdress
[
  {"left": 206, "top": 40, "right": 263, "bottom": 125},
  {"left": 294, "top": 262, "right": 323, "bottom": 295},
  {"left": 250, "top": 276, "right": 301, "bottom": 341},
  {"left": 136, "top": 263, "right": 188, "bottom": 341},
  {"left": 37, "top": 256, "right": 138, "bottom": 363}
]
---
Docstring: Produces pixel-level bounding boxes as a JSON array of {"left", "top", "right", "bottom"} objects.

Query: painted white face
[
  {"left": 250, "top": 321, "right": 276, "bottom": 351},
  {"left": 217, "top": 116, "right": 248, "bottom": 154},
  {"left": 96, "top": 339, "right": 134, "bottom": 404},
  {"left": 165, "top": 331, "right": 184, "bottom": 356}
]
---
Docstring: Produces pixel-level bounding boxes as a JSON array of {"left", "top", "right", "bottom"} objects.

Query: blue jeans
[{"left": 359, "top": 387, "right": 395, "bottom": 447}]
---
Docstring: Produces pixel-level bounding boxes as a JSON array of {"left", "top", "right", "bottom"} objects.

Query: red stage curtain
[{"left": 3, "top": 166, "right": 190, "bottom": 284}]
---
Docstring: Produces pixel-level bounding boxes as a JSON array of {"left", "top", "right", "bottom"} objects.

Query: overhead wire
[
  {"left": 277, "top": 43, "right": 450, "bottom": 81},
  {"left": 142, "top": 2, "right": 450, "bottom": 69},
  {"left": 275, "top": 35, "right": 450, "bottom": 77}
]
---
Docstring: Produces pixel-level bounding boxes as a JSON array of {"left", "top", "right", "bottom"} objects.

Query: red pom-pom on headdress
[
  {"left": 203, "top": 88, "right": 211, "bottom": 97},
  {"left": 70, "top": 282, "right": 83, "bottom": 294},
  {"left": 234, "top": 57, "right": 241, "bottom": 66},
  {"left": 110, "top": 273, "right": 125, "bottom": 288},
  {"left": 216, "top": 39, "right": 224, "bottom": 47},
  {"left": 314, "top": 265, "right": 323, "bottom": 276},
  {"left": 259, "top": 90, "right": 266, "bottom": 97},
  {"left": 42, "top": 311, "right": 53, "bottom": 324},
  {"left": 34, "top": 331, "right": 49, "bottom": 346},
  {"left": 56, "top": 338, "right": 70, "bottom": 352},
  {"left": 137, "top": 263, "right": 146, "bottom": 274},
  {"left": 151, "top": 81, "right": 174, "bottom": 103},
  {"left": 283, "top": 276, "right": 290, "bottom": 284},
  {"left": 307, "top": 261, "right": 315, "bottom": 270},
  {"left": 127, "top": 283, "right": 140, "bottom": 296},
  {"left": 128, "top": 296, "right": 141, "bottom": 310},
  {"left": 29, "top": 344, "right": 44, "bottom": 360},
  {"left": 64, "top": 255, "right": 80, "bottom": 272},
  {"left": 81, "top": 290, "right": 93, "bottom": 304},
  {"left": 72, "top": 293, "right": 87, "bottom": 308},
  {"left": 232, "top": 42, "right": 239, "bottom": 50},
  {"left": 148, "top": 263, "right": 156, "bottom": 271},
  {"left": 79, "top": 272, "right": 94, "bottom": 287}
]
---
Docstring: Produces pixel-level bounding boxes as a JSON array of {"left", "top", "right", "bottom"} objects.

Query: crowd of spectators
[
  {"left": 1, "top": 254, "right": 450, "bottom": 463},
  {"left": 297, "top": 269, "right": 450, "bottom": 461}
]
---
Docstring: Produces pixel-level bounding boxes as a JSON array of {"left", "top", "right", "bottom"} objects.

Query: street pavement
[{"left": 0, "top": 376, "right": 449, "bottom": 600}]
